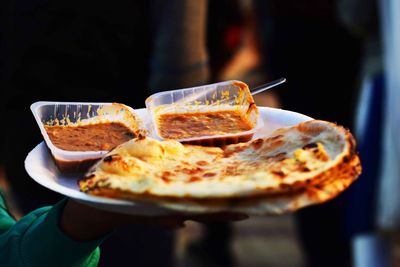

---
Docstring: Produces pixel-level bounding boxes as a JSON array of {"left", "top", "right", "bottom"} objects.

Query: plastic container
[
  {"left": 31, "top": 101, "right": 144, "bottom": 173},
  {"left": 145, "top": 80, "right": 263, "bottom": 146}
]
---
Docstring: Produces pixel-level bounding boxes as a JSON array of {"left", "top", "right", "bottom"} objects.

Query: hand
[
  {"left": 185, "top": 212, "right": 249, "bottom": 223},
  {"left": 60, "top": 199, "right": 248, "bottom": 241}
]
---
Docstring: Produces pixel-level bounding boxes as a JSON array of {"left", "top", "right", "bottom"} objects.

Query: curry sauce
[
  {"left": 45, "top": 122, "right": 136, "bottom": 151},
  {"left": 157, "top": 110, "right": 253, "bottom": 140}
]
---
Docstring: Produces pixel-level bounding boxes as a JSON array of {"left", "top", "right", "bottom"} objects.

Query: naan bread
[
  {"left": 79, "top": 120, "right": 361, "bottom": 209},
  {"left": 153, "top": 154, "right": 361, "bottom": 215}
]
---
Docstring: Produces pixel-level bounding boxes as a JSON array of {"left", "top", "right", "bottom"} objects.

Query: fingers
[
  {"left": 139, "top": 217, "right": 187, "bottom": 229},
  {"left": 134, "top": 212, "right": 249, "bottom": 229},
  {"left": 119, "top": 211, "right": 249, "bottom": 229},
  {"left": 69, "top": 199, "right": 249, "bottom": 229},
  {"left": 115, "top": 212, "right": 249, "bottom": 229},
  {"left": 117, "top": 214, "right": 187, "bottom": 229},
  {"left": 186, "top": 212, "right": 249, "bottom": 223},
  {"left": 151, "top": 220, "right": 186, "bottom": 229}
]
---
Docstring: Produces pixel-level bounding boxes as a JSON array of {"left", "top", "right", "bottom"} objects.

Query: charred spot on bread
[
  {"left": 302, "top": 143, "right": 318, "bottom": 150},
  {"left": 189, "top": 176, "right": 201, "bottom": 183},
  {"left": 196, "top": 160, "right": 208, "bottom": 166},
  {"left": 161, "top": 171, "right": 172, "bottom": 183},
  {"left": 103, "top": 155, "right": 113, "bottom": 162},
  {"left": 251, "top": 138, "right": 264, "bottom": 150},
  {"left": 203, "top": 172, "right": 217, "bottom": 178},
  {"left": 272, "top": 170, "right": 286, "bottom": 178}
]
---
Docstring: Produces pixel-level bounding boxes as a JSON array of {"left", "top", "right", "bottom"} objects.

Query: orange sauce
[
  {"left": 45, "top": 122, "right": 136, "bottom": 151},
  {"left": 157, "top": 110, "right": 252, "bottom": 140}
]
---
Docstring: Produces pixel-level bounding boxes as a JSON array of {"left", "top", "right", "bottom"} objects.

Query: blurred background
[{"left": 1, "top": 0, "right": 399, "bottom": 266}]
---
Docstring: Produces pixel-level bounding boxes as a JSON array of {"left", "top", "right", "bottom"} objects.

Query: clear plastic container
[
  {"left": 31, "top": 101, "right": 145, "bottom": 173},
  {"left": 145, "top": 80, "right": 263, "bottom": 146}
]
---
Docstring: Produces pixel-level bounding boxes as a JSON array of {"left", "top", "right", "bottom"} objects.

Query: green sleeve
[
  {"left": 0, "top": 192, "right": 16, "bottom": 234},
  {"left": 0, "top": 198, "right": 104, "bottom": 267}
]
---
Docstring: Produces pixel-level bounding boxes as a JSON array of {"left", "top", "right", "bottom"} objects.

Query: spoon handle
[{"left": 250, "top": 78, "right": 286, "bottom": 95}]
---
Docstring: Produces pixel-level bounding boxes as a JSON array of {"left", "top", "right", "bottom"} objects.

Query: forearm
[
  {"left": 0, "top": 191, "right": 16, "bottom": 234},
  {"left": 0, "top": 199, "right": 103, "bottom": 267}
]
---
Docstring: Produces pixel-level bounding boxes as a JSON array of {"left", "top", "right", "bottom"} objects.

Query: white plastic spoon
[{"left": 250, "top": 78, "right": 286, "bottom": 95}]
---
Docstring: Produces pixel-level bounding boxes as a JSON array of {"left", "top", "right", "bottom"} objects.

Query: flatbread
[
  {"left": 79, "top": 120, "right": 360, "bottom": 207},
  {"left": 153, "top": 154, "right": 361, "bottom": 215}
]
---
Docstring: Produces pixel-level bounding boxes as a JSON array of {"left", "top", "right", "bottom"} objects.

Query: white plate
[{"left": 25, "top": 107, "right": 312, "bottom": 216}]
